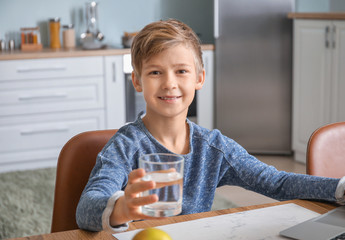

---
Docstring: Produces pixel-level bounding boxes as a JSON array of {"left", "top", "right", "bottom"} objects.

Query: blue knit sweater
[{"left": 76, "top": 115, "right": 340, "bottom": 232}]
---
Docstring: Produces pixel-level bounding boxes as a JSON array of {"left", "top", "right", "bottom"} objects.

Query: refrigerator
[{"left": 214, "top": 0, "right": 293, "bottom": 154}]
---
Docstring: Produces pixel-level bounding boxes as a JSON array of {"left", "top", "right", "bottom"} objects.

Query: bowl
[{"left": 121, "top": 32, "right": 138, "bottom": 48}]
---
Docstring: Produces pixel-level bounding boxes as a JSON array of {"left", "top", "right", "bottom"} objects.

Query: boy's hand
[{"left": 110, "top": 168, "right": 163, "bottom": 226}]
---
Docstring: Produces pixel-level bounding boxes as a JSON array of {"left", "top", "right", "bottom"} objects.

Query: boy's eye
[
  {"left": 177, "top": 69, "right": 187, "bottom": 74},
  {"left": 150, "top": 71, "right": 160, "bottom": 75}
]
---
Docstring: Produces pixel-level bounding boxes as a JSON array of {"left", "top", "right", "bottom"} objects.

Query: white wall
[{"left": 0, "top": 0, "right": 213, "bottom": 49}]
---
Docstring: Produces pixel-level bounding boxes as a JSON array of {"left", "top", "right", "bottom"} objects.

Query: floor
[{"left": 215, "top": 155, "right": 306, "bottom": 207}]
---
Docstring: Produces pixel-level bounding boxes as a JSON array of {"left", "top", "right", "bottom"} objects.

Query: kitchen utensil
[
  {"left": 0, "top": 39, "right": 5, "bottom": 51},
  {"left": 81, "top": 1, "right": 105, "bottom": 50},
  {"left": 8, "top": 40, "right": 15, "bottom": 51}
]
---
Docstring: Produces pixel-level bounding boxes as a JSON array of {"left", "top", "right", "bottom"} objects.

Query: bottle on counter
[
  {"left": 62, "top": 24, "right": 75, "bottom": 49},
  {"left": 21, "top": 27, "right": 41, "bottom": 44},
  {"left": 49, "top": 17, "right": 61, "bottom": 49}
]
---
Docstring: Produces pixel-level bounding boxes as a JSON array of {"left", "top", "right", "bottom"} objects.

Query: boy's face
[{"left": 132, "top": 44, "right": 205, "bottom": 119}]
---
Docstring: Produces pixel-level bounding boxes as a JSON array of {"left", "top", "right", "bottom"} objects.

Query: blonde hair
[{"left": 131, "top": 19, "right": 203, "bottom": 77}]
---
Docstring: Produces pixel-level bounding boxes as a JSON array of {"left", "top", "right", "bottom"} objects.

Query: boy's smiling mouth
[{"left": 158, "top": 96, "right": 181, "bottom": 100}]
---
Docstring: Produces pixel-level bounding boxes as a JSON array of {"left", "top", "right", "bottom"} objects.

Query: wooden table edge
[
  {"left": 8, "top": 200, "right": 337, "bottom": 240},
  {"left": 126, "top": 199, "right": 337, "bottom": 231}
]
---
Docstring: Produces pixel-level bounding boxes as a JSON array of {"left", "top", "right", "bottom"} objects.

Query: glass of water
[{"left": 139, "top": 153, "right": 184, "bottom": 217}]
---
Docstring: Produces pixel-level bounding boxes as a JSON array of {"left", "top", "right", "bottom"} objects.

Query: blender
[{"left": 81, "top": 1, "right": 105, "bottom": 49}]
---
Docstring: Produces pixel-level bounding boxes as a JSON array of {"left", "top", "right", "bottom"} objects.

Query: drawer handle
[
  {"left": 332, "top": 25, "right": 336, "bottom": 48},
  {"left": 16, "top": 65, "right": 67, "bottom": 73},
  {"left": 20, "top": 127, "right": 69, "bottom": 135},
  {"left": 112, "top": 62, "right": 116, "bottom": 82},
  {"left": 325, "top": 26, "right": 330, "bottom": 48},
  {"left": 18, "top": 93, "right": 68, "bottom": 101}
]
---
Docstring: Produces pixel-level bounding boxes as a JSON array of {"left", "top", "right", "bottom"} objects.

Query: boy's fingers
[
  {"left": 125, "top": 180, "right": 156, "bottom": 197},
  {"left": 128, "top": 168, "right": 145, "bottom": 184},
  {"left": 129, "top": 194, "right": 158, "bottom": 207}
]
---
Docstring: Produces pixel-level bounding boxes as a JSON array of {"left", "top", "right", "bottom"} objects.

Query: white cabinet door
[
  {"left": 104, "top": 55, "right": 126, "bottom": 129},
  {"left": 197, "top": 50, "right": 214, "bottom": 130},
  {"left": 331, "top": 21, "right": 345, "bottom": 122},
  {"left": 292, "top": 20, "right": 332, "bottom": 162},
  {"left": 292, "top": 19, "right": 345, "bottom": 163}
]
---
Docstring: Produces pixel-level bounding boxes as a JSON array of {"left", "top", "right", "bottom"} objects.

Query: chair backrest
[
  {"left": 306, "top": 122, "right": 345, "bottom": 178},
  {"left": 51, "top": 129, "right": 118, "bottom": 233}
]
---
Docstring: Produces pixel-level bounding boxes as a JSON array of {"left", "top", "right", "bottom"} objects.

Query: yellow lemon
[{"left": 132, "top": 227, "right": 173, "bottom": 240}]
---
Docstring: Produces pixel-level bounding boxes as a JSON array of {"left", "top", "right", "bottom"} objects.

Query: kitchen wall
[
  {"left": 1, "top": 0, "right": 344, "bottom": 50},
  {"left": 296, "top": 0, "right": 345, "bottom": 12},
  {"left": 0, "top": 0, "right": 213, "bottom": 49},
  {"left": 296, "top": 0, "right": 329, "bottom": 12}
]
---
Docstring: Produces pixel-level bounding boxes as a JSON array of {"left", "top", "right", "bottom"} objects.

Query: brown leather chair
[
  {"left": 306, "top": 122, "right": 345, "bottom": 178},
  {"left": 51, "top": 129, "right": 118, "bottom": 233}
]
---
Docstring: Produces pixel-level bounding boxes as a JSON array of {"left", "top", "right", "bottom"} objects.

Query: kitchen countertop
[
  {"left": 0, "top": 44, "right": 214, "bottom": 61},
  {"left": 288, "top": 12, "right": 345, "bottom": 20}
]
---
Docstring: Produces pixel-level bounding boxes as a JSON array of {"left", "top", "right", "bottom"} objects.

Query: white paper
[{"left": 113, "top": 203, "right": 320, "bottom": 240}]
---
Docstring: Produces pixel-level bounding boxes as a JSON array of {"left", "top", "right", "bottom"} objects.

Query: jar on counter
[
  {"left": 62, "top": 24, "right": 75, "bottom": 49},
  {"left": 49, "top": 17, "right": 61, "bottom": 49},
  {"left": 20, "top": 27, "right": 41, "bottom": 44}
]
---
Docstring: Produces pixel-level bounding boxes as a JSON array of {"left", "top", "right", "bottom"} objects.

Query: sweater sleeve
[
  {"left": 336, "top": 176, "right": 345, "bottom": 205},
  {"left": 217, "top": 134, "right": 341, "bottom": 202},
  {"left": 102, "top": 191, "right": 131, "bottom": 233}
]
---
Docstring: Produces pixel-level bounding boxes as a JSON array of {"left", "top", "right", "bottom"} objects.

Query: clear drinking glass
[{"left": 139, "top": 153, "right": 184, "bottom": 217}]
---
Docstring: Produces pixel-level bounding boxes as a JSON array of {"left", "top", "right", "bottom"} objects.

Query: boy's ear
[
  {"left": 195, "top": 69, "right": 205, "bottom": 90},
  {"left": 131, "top": 71, "right": 143, "bottom": 92}
]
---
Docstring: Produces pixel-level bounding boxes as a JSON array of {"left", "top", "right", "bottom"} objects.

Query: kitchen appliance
[
  {"left": 214, "top": 0, "right": 293, "bottom": 154},
  {"left": 123, "top": 54, "right": 146, "bottom": 122},
  {"left": 81, "top": 1, "right": 105, "bottom": 49}
]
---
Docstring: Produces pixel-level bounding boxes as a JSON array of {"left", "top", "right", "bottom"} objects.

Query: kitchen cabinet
[
  {"left": 292, "top": 19, "right": 345, "bottom": 163},
  {"left": 0, "top": 56, "right": 124, "bottom": 172}
]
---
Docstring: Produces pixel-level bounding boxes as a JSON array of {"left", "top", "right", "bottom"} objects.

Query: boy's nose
[{"left": 162, "top": 72, "right": 177, "bottom": 89}]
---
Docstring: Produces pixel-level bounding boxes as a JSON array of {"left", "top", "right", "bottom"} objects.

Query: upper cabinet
[{"left": 290, "top": 15, "right": 345, "bottom": 163}]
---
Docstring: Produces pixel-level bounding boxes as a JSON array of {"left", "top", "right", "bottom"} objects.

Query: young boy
[{"left": 76, "top": 19, "right": 345, "bottom": 233}]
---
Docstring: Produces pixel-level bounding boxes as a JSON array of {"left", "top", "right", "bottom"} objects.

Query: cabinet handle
[
  {"left": 325, "top": 26, "right": 330, "bottom": 48},
  {"left": 112, "top": 62, "right": 116, "bottom": 82},
  {"left": 20, "top": 127, "right": 69, "bottom": 135},
  {"left": 214, "top": 0, "right": 219, "bottom": 39},
  {"left": 18, "top": 93, "right": 68, "bottom": 101},
  {"left": 16, "top": 65, "right": 66, "bottom": 73},
  {"left": 332, "top": 25, "right": 336, "bottom": 48}
]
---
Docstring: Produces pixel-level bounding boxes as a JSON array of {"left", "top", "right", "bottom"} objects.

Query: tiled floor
[{"left": 215, "top": 155, "right": 306, "bottom": 207}]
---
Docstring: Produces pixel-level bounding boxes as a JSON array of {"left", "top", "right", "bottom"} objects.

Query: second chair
[{"left": 306, "top": 122, "right": 345, "bottom": 178}]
